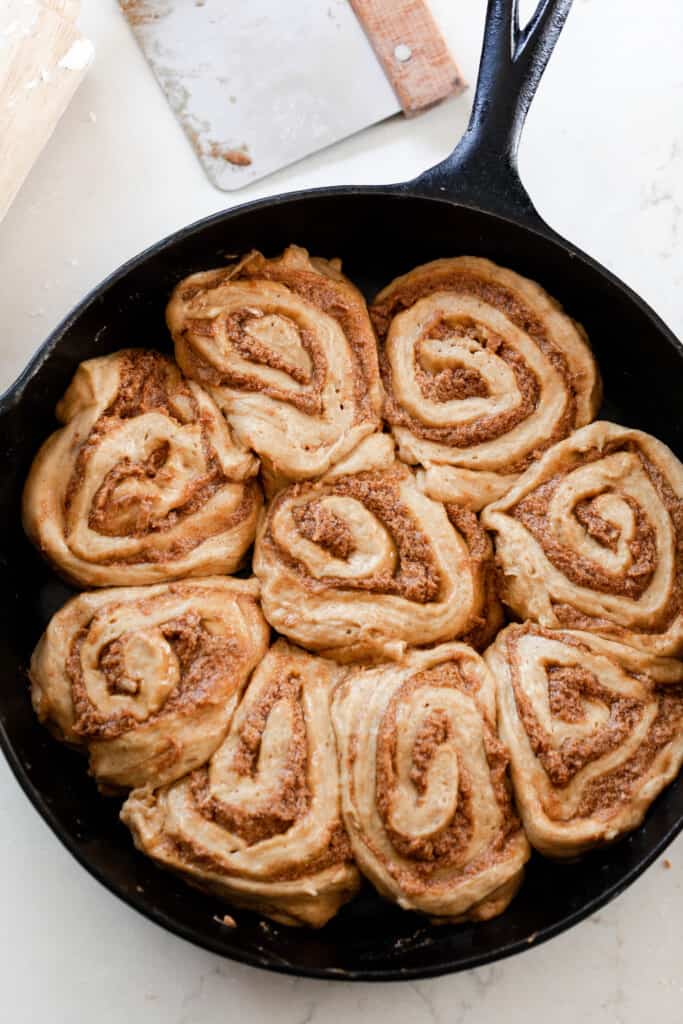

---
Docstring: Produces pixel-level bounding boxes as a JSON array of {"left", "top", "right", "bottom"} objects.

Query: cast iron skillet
[{"left": 1, "top": 0, "right": 682, "bottom": 981}]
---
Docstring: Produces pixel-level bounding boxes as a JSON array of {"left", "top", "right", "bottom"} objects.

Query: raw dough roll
[
  {"left": 22, "top": 349, "right": 261, "bottom": 586},
  {"left": 30, "top": 576, "right": 269, "bottom": 790},
  {"left": 332, "top": 643, "right": 530, "bottom": 921},
  {"left": 168, "top": 245, "right": 383, "bottom": 493},
  {"left": 371, "top": 257, "right": 600, "bottom": 509},
  {"left": 482, "top": 421, "right": 683, "bottom": 656},
  {"left": 486, "top": 622, "right": 683, "bottom": 857},
  {"left": 253, "top": 437, "right": 502, "bottom": 662},
  {"left": 121, "top": 639, "right": 360, "bottom": 927}
]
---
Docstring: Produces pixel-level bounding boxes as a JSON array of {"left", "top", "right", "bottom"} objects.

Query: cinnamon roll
[
  {"left": 331, "top": 643, "right": 530, "bottom": 921},
  {"left": 121, "top": 639, "right": 360, "bottom": 927},
  {"left": 29, "top": 577, "right": 269, "bottom": 790},
  {"left": 167, "top": 245, "right": 383, "bottom": 493},
  {"left": 22, "top": 349, "right": 261, "bottom": 587},
  {"left": 371, "top": 257, "right": 601, "bottom": 509},
  {"left": 253, "top": 436, "right": 502, "bottom": 662},
  {"left": 482, "top": 421, "right": 683, "bottom": 656},
  {"left": 486, "top": 622, "right": 683, "bottom": 857}
]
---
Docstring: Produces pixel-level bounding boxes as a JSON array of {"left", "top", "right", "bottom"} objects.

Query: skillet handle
[{"left": 409, "top": 0, "right": 573, "bottom": 226}]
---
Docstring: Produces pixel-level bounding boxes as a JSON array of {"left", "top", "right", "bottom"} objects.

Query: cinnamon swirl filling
[{"left": 22, "top": 349, "right": 261, "bottom": 586}]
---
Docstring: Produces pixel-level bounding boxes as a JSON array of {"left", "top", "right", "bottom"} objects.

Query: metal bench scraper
[{"left": 119, "top": 0, "right": 464, "bottom": 190}]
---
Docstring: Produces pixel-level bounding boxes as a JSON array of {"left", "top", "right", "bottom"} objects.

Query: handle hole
[{"left": 518, "top": 0, "right": 541, "bottom": 27}]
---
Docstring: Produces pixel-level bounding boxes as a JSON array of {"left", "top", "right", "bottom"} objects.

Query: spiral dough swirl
[
  {"left": 253, "top": 437, "right": 502, "bottom": 662},
  {"left": 482, "top": 421, "right": 683, "bottom": 656},
  {"left": 22, "top": 349, "right": 261, "bottom": 587},
  {"left": 121, "top": 639, "right": 360, "bottom": 927},
  {"left": 485, "top": 623, "right": 683, "bottom": 857},
  {"left": 29, "top": 577, "right": 269, "bottom": 791},
  {"left": 168, "top": 245, "right": 382, "bottom": 492},
  {"left": 371, "top": 257, "right": 601, "bottom": 509},
  {"left": 331, "top": 643, "right": 530, "bottom": 921}
]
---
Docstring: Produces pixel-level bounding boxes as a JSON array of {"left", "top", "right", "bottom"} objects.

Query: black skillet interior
[{"left": 1, "top": 0, "right": 682, "bottom": 981}]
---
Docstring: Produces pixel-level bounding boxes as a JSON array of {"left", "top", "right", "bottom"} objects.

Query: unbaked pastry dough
[
  {"left": 253, "top": 436, "right": 502, "bottom": 661},
  {"left": 482, "top": 421, "right": 683, "bottom": 656},
  {"left": 22, "top": 349, "right": 261, "bottom": 586},
  {"left": 486, "top": 622, "right": 683, "bottom": 857},
  {"left": 121, "top": 639, "right": 360, "bottom": 927},
  {"left": 371, "top": 257, "right": 600, "bottom": 509},
  {"left": 30, "top": 576, "right": 269, "bottom": 790},
  {"left": 332, "top": 643, "right": 530, "bottom": 921},
  {"left": 168, "top": 245, "right": 383, "bottom": 493}
]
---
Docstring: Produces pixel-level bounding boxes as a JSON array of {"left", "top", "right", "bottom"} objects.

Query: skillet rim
[
  {"left": 2, "top": 183, "right": 682, "bottom": 412},
  {"left": 2, "top": 184, "right": 683, "bottom": 981}
]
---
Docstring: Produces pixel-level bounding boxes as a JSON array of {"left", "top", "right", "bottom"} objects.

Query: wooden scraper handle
[{"left": 350, "top": 0, "right": 465, "bottom": 114}]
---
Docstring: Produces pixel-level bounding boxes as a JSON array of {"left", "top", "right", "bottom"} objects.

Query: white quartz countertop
[{"left": 1, "top": 1, "right": 682, "bottom": 1020}]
